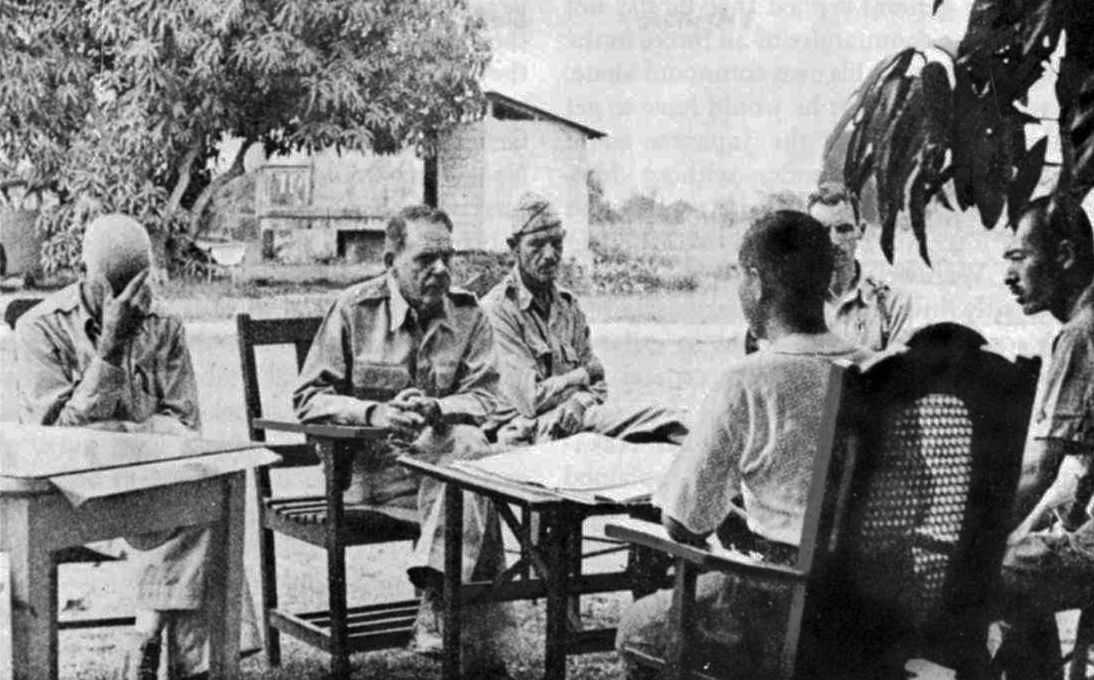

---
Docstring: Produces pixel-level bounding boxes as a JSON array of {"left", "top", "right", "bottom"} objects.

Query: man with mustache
[
  {"left": 293, "top": 205, "right": 511, "bottom": 677},
  {"left": 996, "top": 197, "right": 1094, "bottom": 678},
  {"left": 482, "top": 192, "right": 687, "bottom": 445},
  {"left": 14, "top": 214, "right": 258, "bottom": 679}
]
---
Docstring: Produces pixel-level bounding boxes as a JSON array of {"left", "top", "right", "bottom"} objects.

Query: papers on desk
[{"left": 453, "top": 432, "right": 679, "bottom": 504}]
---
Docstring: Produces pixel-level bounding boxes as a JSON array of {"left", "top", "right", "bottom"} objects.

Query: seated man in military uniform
[
  {"left": 292, "top": 205, "right": 510, "bottom": 677},
  {"left": 482, "top": 192, "right": 688, "bottom": 445}
]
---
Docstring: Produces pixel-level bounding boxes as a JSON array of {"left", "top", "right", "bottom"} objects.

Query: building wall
[
  {"left": 437, "top": 124, "right": 486, "bottom": 247},
  {"left": 478, "top": 119, "right": 591, "bottom": 266},
  {"left": 256, "top": 147, "right": 421, "bottom": 263}
]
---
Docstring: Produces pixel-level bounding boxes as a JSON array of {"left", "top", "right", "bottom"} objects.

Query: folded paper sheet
[
  {"left": 454, "top": 432, "right": 679, "bottom": 503},
  {"left": 49, "top": 448, "right": 280, "bottom": 507},
  {"left": 0, "top": 424, "right": 280, "bottom": 506}
]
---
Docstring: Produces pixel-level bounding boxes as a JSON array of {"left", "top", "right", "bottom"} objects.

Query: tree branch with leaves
[
  {"left": 0, "top": 0, "right": 491, "bottom": 274},
  {"left": 824, "top": 0, "right": 1094, "bottom": 263}
]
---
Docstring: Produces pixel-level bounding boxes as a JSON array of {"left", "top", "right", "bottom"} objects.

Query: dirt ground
[{"left": 0, "top": 216, "right": 1085, "bottom": 679}]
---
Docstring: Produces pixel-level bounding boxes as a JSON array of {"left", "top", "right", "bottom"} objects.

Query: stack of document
[{"left": 454, "top": 432, "right": 679, "bottom": 504}]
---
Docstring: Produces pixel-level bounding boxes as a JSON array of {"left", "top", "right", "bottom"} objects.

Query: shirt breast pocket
[
  {"left": 353, "top": 362, "right": 411, "bottom": 402},
  {"left": 559, "top": 342, "right": 581, "bottom": 372},
  {"left": 431, "top": 358, "right": 460, "bottom": 395}
]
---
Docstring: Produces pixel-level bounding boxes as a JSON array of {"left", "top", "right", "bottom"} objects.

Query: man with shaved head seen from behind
[
  {"left": 615, "top": 210, "right": 871, "bottom": 678},
  {"left": 15, "top": 214, "right": 257, "bottom": 679}
]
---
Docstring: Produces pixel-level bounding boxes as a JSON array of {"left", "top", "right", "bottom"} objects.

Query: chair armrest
[
  {"left": 605, "top": 517, "right": 807, "bottom": 582},
  {"left": 253, "top": 418, "right": 387, "bottom": 441}
]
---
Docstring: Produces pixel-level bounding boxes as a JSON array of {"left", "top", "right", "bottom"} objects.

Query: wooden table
[
  {"left": 399, "top": 455, "right": 658, "bottom": 680},
  {"left": 0, "top": 425, "right": 278, "bottom": 680}
]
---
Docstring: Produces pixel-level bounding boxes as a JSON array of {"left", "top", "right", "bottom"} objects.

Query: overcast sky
[{"left": 473, "top": 0, "right": 978, "bottom": 207}]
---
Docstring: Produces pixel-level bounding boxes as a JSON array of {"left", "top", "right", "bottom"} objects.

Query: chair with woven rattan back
[{"left": 609, "top": 323, "right": 1040, "bottom": 679}]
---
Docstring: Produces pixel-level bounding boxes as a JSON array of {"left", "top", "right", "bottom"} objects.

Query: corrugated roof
[{"left": 485, "top": 91, "right": 607, "bottom": 139}]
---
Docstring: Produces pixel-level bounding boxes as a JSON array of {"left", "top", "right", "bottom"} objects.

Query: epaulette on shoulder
[
  {"left": 447, "top": 286, "right": 479, "bottom": 306},
  {"left": 347, "top": 275, "right": 389, "bottom": 304}
]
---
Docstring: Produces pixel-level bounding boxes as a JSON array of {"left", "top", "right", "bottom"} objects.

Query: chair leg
[
  {"left": 258, "top": 524, "right": 281, "bottom": 667},
  {"left": 665, "top": 558, "right": 697, "bottom": 680},
  {"left": 1070, "top": 607, "right": 1094, "bottom": 680},
  {"left": 256, "top": 468, "right": 282, "bottom": 667}
]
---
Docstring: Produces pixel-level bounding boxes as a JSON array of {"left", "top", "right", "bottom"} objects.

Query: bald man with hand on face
[{"left": 15, "top": 214, "right": 257, "bottom": 680}]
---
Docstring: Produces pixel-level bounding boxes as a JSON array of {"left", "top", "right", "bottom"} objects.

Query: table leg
[
  {"left": 567, "top": 518, "right": 582, "bottom": 631},
  {"left": 6, "top": 499, "right": 57, "bottom": 680},
  {"left": 443, "top": 483, "right": 463, "bottom": 680},
  {"left": 205, "top": 472, "right": 245, "bottom": 680},
  {"left": 544, "top": 508, "right": 570, "bottom": 680}
]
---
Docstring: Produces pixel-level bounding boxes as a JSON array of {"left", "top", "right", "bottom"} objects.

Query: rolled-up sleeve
[
  {"left": 146, "top": 319, "right": 200, "bottom": 432},
  {"left": 1032, "top": 326, "right": 1094, "bottom": 448},
  {"left": 570, "top": 302, "right": 608, "bottom": 403},
  {"left": 16, "top": 317, "right": 126, "bottom": 426},
  {"left": 292, "top": 301, "right": 374, "bottom": 425},
  {"left": 437, "top": 311, "right": 498, "bottom": 425},
  {"left": 484, "top": 298, "right": 583, "bottom": 417},
  {"left": 653, "top": 372, "right": 746, "bottom": 536}
]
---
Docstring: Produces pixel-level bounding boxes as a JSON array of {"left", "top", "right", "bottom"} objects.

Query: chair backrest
[
  {"left": 235, "top": 313, "right": 322, "bottom": 443},
  {"left": 821, "top": 323, "right": 1040, "bottom": 672}
]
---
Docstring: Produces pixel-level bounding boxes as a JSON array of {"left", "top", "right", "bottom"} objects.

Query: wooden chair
[
  {"left": 608, "top": 323, "right": 1040, "bottom": 679},
  {"left": 236, "top": 313, "right": 420, "bottom": 678}
]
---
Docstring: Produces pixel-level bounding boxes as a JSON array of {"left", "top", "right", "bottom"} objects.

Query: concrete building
[{"left": 257, "top": 91, "right": 606, "bottom": 266}]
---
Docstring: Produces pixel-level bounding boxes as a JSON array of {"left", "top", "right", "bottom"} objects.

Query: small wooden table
[
  {"left": 399, "top": 455, "right": 659, "bottom": 680},
  {"left": 0, "top": 425, "right": 278, "bottom": 680}
]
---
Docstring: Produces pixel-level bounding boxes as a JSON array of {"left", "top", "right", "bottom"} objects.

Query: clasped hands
[
  {"left": 370, "top": 388, "right": 442, "bottom": 443},
  {"left": 548, "top": 358, "right": 606, "bottom": 438}
]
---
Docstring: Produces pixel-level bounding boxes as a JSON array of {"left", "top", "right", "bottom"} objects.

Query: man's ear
[
  {"left": 1057, "top": 238, "right": 1077, "bottom": 272},
  {"left": 383, "top": 251, "right": 394, "bottom": 269}
]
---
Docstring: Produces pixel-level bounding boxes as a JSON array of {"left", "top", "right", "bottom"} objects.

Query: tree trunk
[
  {"left": 166, "top": 143, "right": 202, "bottom": 215},
  {"left": 186, "top": 138, "right": 254, "bottom": 236}
]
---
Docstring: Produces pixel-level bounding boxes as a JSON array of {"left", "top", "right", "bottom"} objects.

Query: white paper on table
[
  {"left": 454, "top": 432, "right": 679, "bottom": 499},
  {"left": 48, "top": 448, "right": 280, "bottom": 507}
]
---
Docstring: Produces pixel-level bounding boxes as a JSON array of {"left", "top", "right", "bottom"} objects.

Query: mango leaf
[
  {"left": 822, "top": 49, "right": 914, "bottom": 165},
  {"left": 968, "top": 99, "right": 1012, "bottom": 228},
  {"left": 1007, "top": 136, "right": 1046, "bottom": 226},
  {"left": 949, "top": 65, "right": 979, "bottom": 211},
  {"left": 909, "top": 169, "right": 932, "bottom": 266}
]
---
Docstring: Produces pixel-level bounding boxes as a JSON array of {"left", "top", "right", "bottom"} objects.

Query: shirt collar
[
  {"left": 767, "top": 331, "right": 859, "bottom": 356},
  {"left": 1068, "top": 280, "right": 1094, "bottom": 321},
  {"left": 385, "top": 272, "right": 450, "bottom": 333},
  {"left": 511, "top": 267, "right": 557, "bottom": 313},
  {"left": 827, "top": 261, "right": 867, "bottom": 308}
]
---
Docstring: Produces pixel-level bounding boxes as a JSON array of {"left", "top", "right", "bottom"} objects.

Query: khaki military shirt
[
  {"left": 15, "top": 283, "right": 200, "bottom": 433},
  {"left": 827, "top": 264, "right": 913, "bottom": 352},
  {"left": 481, "top": 268, "right": 606, "bottom": 419},
  {"left": 293, "top": 274, "right": 498, "bottom": 426}
]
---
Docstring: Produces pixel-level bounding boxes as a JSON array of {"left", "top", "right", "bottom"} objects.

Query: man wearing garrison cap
[
  {"left": 15, "top": 214, "right": 258, "bottom": 679},
  {"left": 482, "top": 192, "right": 688, "bottom": 445}
]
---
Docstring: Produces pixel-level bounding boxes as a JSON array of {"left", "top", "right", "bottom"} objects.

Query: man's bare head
[{"left": 82, "top": 214, "right": 152, "bottom": 294}]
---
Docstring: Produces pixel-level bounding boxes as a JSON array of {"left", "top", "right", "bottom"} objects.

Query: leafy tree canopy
[
  {"left": 0, "top": 0, "right": 491, "bottom": 272},
  {"left": 824, "top": 0, "right": 1094, "bottom": 264}
]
